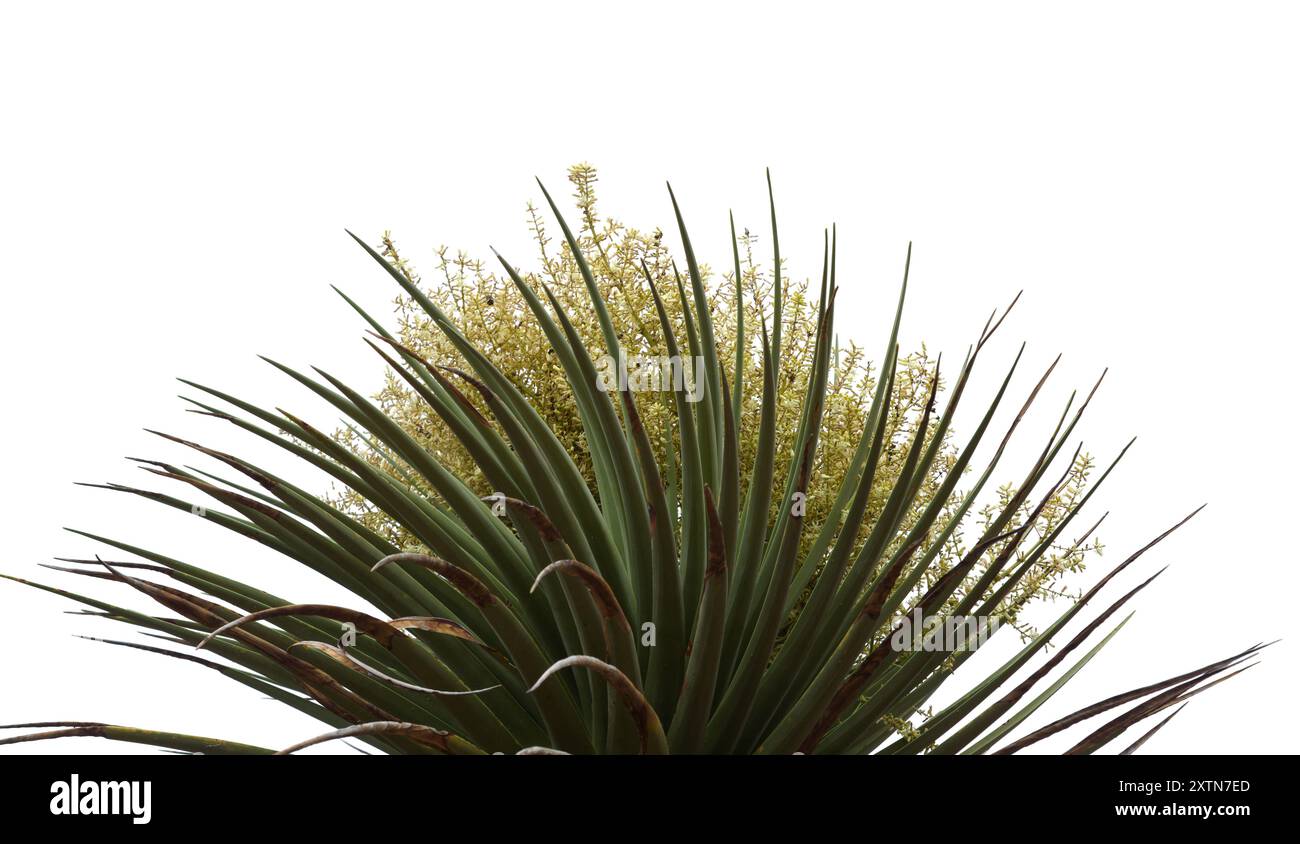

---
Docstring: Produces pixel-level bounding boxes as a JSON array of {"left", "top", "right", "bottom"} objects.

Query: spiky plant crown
[{"left": 0, "top": 171, "right": 1263, "bottom": 755}]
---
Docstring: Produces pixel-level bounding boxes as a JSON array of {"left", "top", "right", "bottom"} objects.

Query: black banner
[{"left": 0, "top": 754, "right": 1287, "bottom": 831}]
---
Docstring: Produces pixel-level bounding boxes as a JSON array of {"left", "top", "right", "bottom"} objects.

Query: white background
[{"left": 1, "top": 1, "right": 1295, "bottom": 754}]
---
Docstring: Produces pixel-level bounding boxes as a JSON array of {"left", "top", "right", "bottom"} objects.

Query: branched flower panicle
[{"left": 333, "top": 166, "right": 1096, "bottom": 622}]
